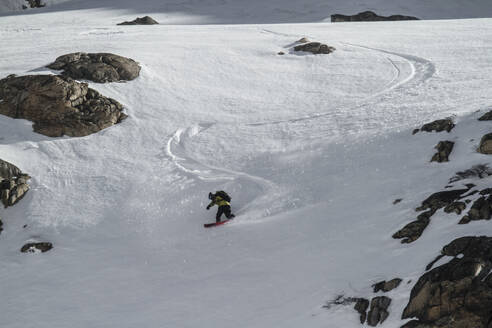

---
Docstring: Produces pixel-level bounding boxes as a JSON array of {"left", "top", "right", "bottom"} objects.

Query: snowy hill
[{"left": 2, "top": 1, "right": 492, "bottom": 328}]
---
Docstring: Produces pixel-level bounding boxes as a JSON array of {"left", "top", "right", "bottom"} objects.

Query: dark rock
[
  {"left": 478, "top": 133, "right": 492, "bottom": 154},
  {"left": 0, "top": 217, "right": 3, "bottom": 234},
  {"left": 25, "top": 0, "right": 45, "bottom": 8},
  {"left": 444, "top": 201, "right": 466, "bottom": 215},
  {"left": 47, "top": 52, "right": 141, "bottom": 83},
  {"left": 373, "top": 278, "right": 403, "bottom": 293},
  {"left": 458, "top": 195, "right": 492, "bottom": 224},
  {"left": 393, "top": 216, "right": 430, "bottom": 243},
  {"left": 0, "top": 159, "right": 30, "bottom": 208},
  {"left": 293, "top": 42, "right": 335, "bottom": 55},
  {"left": 367, "top": 296, "right": 391, "bottom": 326},
  {"left": 0, "top": 74, "right": 126, "bottom": 137},
  {"left": 277, "top": 51, "right": 285, "bottom": 55},
  {"left": 478, "top": 110, "right": 492, "bottom": 121},
  {"left": 416, "top": 189, "right": 469, "bottom": 212},
  {"left": 393, "top": 198, "right": 403, "bottom": 204},
  {"left": 431, "top": 141, "right": 454, "bottom": 163},
  {"left": 402, "top": 236, "right": 492, "bottom": 328},
  {"left": 419, "top": 119, "right": 455, "bottom": 133},
  {"left": 21, "top": 242, "right": 53, "bottom": 253},
  {"left": 354, "top": 298, "right": 370, "bottom": 323},
  {"left": 412, "top": 128, "right": 420, "bottom": 135},
  {"left": 331, "top": 11, "right": 419, "bottom": 22},
  {"left": 117, "top": 16, "right": 159, "bottom": 25},
  {"left": 449, "top": 164, "right": 492, "bottom": 183},
  {"left": 480, "top": 188, "right": 492, "bottom": 195}
]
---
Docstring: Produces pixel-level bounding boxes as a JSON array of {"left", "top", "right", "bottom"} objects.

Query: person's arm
[{"left": 206, "top": 200, "right": 215, "bottom": 210}]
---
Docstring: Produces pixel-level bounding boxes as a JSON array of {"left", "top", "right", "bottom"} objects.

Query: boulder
[
  {"left": 117, "top": 16, "right": 159, "bottom": 25},
  {"left": 373, "top": 278, "right": 403, "bottom": 293},
  {"left": 47, "top": 52, "right": 141, "bottom": 83},
  {"left": 354, "top": 298, "right": 370, "bottom": 323},
  {"left": 0, "top": 159, "right": 30, "bottom": 208},
  {"left": 393, "top": 215, "right": 430, "bottom": 244},
  {"left": 367, "top": 296, "right": 391, "bottom": 326},
  {"left": 449, "top": 164, "right": 492, "bottom": 183},
  {"left": 294, "top": 42, "right": 335, "bottom": 55},
  {"left": 0, "top": 74, "right": 127, "bottom": 137},
  {"left": 478, "top": 110, "right": 492, "bottom": 121},
  {"left": 458, "top": 195, "right": 492, "bottom": 224},
  {"left": 331, "top": 11, "right": 419, "bottom": 23},
  {"left": 21, "top": 242, "right": 53, "bottom": 253},
  {"left": 417, "top": 119, "right": 455, "bottom": 133},
  {"left": 431, "top": 141, "right": 454, "bottom": 163},
  {"left": 478, "top": 133, "right": 492, "bottom": 154},
  {"left": 401, "top": 236, "right": 492, "bottom": 328},
  {"left": 416, "top": 188, "right": 469, "bottom": 212},
  {"left": 444, "top": 201, "right": 466, "bottom": 215},
  {"left": 24, "top": 0, "right": 45, "bottom": 8}
]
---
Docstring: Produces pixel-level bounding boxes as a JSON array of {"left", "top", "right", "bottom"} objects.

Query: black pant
[{"left": 216, "top": 205, "right": 234, "bottom": 222}]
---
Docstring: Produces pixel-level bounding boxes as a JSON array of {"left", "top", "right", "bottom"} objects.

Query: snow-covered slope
[{"left": 1, "top": 2, "right": 492, "bottom": 328}]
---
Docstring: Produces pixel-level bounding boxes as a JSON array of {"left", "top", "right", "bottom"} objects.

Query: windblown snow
[{"left": 1, "top": 1, "right": 492, "bottom": 327}]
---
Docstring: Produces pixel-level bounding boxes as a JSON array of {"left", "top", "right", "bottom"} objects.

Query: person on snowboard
[{"left": 206, "top": 191, "right": 235, "bottom": 223}]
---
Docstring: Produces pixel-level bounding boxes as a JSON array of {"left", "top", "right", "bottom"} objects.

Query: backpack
[{"left": 215, "top": 190, "right": 231, "bottom": 202}]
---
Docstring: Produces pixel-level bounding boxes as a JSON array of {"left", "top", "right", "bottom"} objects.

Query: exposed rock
[
  {"left": 331, "top": 11, "right": 419, "bottom": 23},
  {"left": 431, "top": 141, "right": 454, "bottom": 163},
  {"left": 416, "top": 189, "right": 469, "bottom": 212},
  {"left": 418, "top": 119, "right": 455, "bottom": 133},
  {"left": 293, "top": 42, "right": 335, "bottom": 55},
  {"left": 354, "top": 298, "right": 370, "bottom": 324},
  {"left": 449, "top": 164, "right": 492, "bottom": 183},
  {"left": 478, "top": 133, "right": 492, "bottom": 154},
  {"left": 21, "top": 242, "right": 53, "bottom": 253},
  {"left": 0, "top": 74, "right": 127, "bottom": 137},
  {"left": 458, "top": 195, "right": 492, "bottom": 224},
  {"left": 47, "top": 52, "right": 141, "bottom": 83},
  {"left": 296, "top": 37, "right": 310, "bottom": 43},
  {"left": 367, "top": 296, "right": 391, "bottom": 326},
  {"left": 444, "top": 201, "right": 466, "bottom": 215},
  {"left": 277, "top": 51, "right": 285, "bottom": 55},
  {"left": 0, "top": 159, "right": 30, "bottom": 208},
  {"left": 394, "top": 188, "right": 471, "bottom": 243},
  {"left": 0, "top": 217, "right": 3, "bottom": 234},
  {"left": 24, "top": 0, "right": 45, "bottom": 9},
  {"left": 373, "top": 278, "right": 403, "bottom": 293},
  {"left": 478, "top": 110, "right": 492, "bottom": 121},
  {"left": 393, "top": 215, "right": 430, "bottom": 243},
  {"left": 117, "top": 16, "right": 159, "bottom": 25},
  {"left": 393, "top": 198, "right": 403, "bottom": 205},
  {"left": 401, "top": 236, "right": 492, "bottom": 328}
]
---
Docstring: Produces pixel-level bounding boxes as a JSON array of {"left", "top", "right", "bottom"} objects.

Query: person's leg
[
  {"left": 224, "top": 205, "right": 235, "bottom": 219},
  {"left": 216, "top": 206, "right": 225, "bottom": 223}
]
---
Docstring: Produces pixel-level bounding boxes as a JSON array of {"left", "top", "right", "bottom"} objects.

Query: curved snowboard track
[
  {"left": 166, "top": 123, "right": 285, "bottom": 220},
  {"left": 166, "top": 44, "right": 436, "bottom": 222},
  {"left": 248, "top": 42, "right": 436, "bottom": 126}
]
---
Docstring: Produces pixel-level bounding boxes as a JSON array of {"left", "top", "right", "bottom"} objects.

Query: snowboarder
[{"left": 206, "top": 191, "right": 235, "bottom": 223}]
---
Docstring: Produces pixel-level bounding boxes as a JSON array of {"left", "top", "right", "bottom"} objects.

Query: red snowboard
[{"left": 204, "top": 219, "right": 233, "bottom": 228}]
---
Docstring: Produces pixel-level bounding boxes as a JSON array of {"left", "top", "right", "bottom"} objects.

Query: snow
[{"left": 1, "top": 1, "right": 492, "bottom": 328}]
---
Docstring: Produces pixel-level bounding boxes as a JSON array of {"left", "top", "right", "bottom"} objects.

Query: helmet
[{"left": 208, "top": 192, "right": 213, "bottom": 200}]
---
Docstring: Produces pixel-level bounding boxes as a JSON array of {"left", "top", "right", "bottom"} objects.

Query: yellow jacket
[{"left": 208, "top": 196, "right": 230, "bottom": 207}]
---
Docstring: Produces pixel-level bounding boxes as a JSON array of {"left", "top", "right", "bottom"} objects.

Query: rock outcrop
[
  {"left": 458, "top": 194, "right": 492, "bottom": 224},
  {"left": 23, "top": 0, "right": 45, "bottom": 9},
  {"left": 354, "top": 298, "right": 370, "bottom": 323},
  {"left": 431, "top": 141, "right": 454, "bottom": 163},
  {"left": 47, "top": 52, "right": 141, "bottom": 83},
  {"left": 21, "top": 242, "right": 53, "bottom": 253},
  {"left": 367, "top": 296, "right": 391, "bottom": 326},
  {"left": 331, "top": 11, "right": 419, "bottom": 23},
  {"left": 117, "top": 16, "right": 159, "bottom": 25},
  {"left": 0, "top": 159, "right": 30, "bottom": 208},
  {"left": 373, "top": 278, "right": 402, "bottom": 293},
  {"left": 401, "top": 236, "right": 492, "bottom": 328},
  {"left": 413, "top": 119, "right": 455, "bottom": 134},
  {"left": 478, "top": 133, "right": 492, "bottom": 154},
  {"left": 393, "top": 188, "right": 470, "bottom": 243},
  {"left": 0, "top": 74, "right": 127, "bottom": 137},
  {"left": 478, "top": 110, "right": 492, "bottom": 121},
  {"left": 294, "top": 42, "right": 335, "bottom": 55}
]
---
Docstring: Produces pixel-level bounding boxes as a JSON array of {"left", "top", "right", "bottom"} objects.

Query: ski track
[
  {"left": 166, "top": 42, "right": 436, "bottom": 222},
  {"left": 248, "top": 42, "right": 435, "bottom": 126}
]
